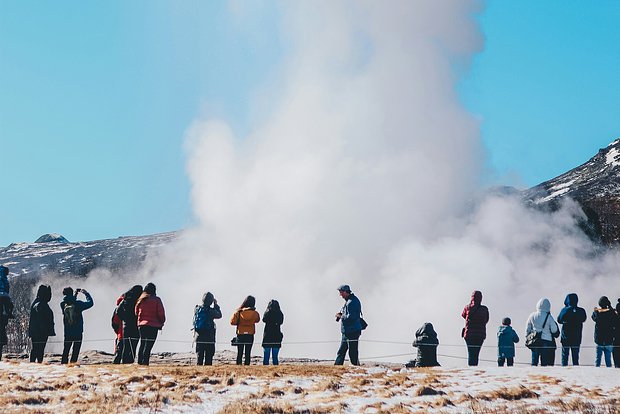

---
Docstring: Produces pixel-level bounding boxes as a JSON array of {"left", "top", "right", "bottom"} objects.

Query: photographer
[
  {"left": 60, "top": 287, "right": 94, "bottom": 364},
  {"left": 334, "top": 284, "right": 363, "bottom": 366}
]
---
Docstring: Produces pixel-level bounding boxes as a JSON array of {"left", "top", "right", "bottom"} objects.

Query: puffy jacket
[
  {"left": 60, "top": 291, "right": 94, "bottom": 337},
  {"left": 29, "top": 299, "right": 55, "bottom": 338},
  {"left": 119, "top": 292, "right": 141, "bottom": 337},
  {"left": 230, "top": 307, "right": 260, "bottom": 335},
  {"left": 592, "top": 308, "right": 616, "bottom": 346},
  {"left": 526, "top": 298, "right": 559, "bottom": 342},
  {"left": 135, "top": 293, "right": 166, "bottom": 329},
  {"left": 557, "top": 293, "right": 587, "bottom": 346},
  {"left": 340, "top": 293, "right": 363, "bottom": 334},
  {"left": 497, "top": 325, "right": 519, "bottom": 358},
  {"left": 461, "top": 291, "right": 489, "bottom": 342},
  {"left": 262, "top": 308, "right": 284, "bottom": 348},
  {"left": 412, "top": 323, "right": 440, "bottom": 367}
]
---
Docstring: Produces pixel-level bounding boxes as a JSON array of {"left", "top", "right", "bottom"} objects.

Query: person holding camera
[
  {"left": 60, "top": 287, "right": 94, "bottom": 364},
  {"left": 334, "top": 284, "right": 363, "bottom": 366}
]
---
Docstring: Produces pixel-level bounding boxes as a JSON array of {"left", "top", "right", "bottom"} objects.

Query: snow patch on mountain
[{"left": 606, "top": 147, "right": 620, "bottom": 167}]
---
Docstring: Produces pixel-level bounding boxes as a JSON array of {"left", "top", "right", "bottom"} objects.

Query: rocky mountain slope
[
  {"left": 0, "top": 232, "right": 177, "bottom": 278},
  {"left": 523, "top": 138, "right": 620, "bottom": 245}
]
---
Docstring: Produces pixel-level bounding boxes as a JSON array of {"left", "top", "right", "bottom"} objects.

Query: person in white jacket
[{"left": 526, "top": 298, "right": 560, "bottom": 366}]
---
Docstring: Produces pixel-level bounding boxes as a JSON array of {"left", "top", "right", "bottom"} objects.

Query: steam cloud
[{"left": 67, "top": 1, "right": 618, "bottom": 365}]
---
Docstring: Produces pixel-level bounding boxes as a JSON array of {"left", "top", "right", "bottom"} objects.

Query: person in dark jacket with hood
[
  {"left": 194, "top": 292, "right": 222, "bottom": 365},
  {"left": 405, "top": 322, "right": 440, "bottom": 368},
  {"left": 614, "top": 299, "right": 620, "bottom": 368},
  {"left": 117, "top": 285, "right": 143, "bottom": 364},
  {"left": 335, "top": 284, "right": 363, "bottom": 366},
  {"left": 497, "top": 317, "right": 519, "bottom": 367},
  {"left": 461, "top": 290, "right": 489, "bottom": 366},
  {"left": 60, "top": 287, "right": 94, "bottom": 364},
  {"left": 557, "top": 293, "right": 587, "bottom": 366},
  {"left": 592, "top": 296, "right": 616, "bottom": 367},
  {"left": 28, "top": 285, "right": 55, "bottom": 363},
  {"left": 262, "top": 299, "right": 284, "bottom": 365}
]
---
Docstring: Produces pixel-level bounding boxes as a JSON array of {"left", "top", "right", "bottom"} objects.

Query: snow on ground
[{"left": 0, "top": 360, "right": 619, "bottom": 413}]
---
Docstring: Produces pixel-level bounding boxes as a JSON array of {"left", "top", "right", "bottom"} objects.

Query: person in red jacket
[
  {"left": 461, "top": 290, "right": 489, "bottom": 366},
  {"left": 112, "top": 293, "right": 124, "bottom": 364},
  {"left": 135, "top": 283, "right": 165, "bottom": 365}
]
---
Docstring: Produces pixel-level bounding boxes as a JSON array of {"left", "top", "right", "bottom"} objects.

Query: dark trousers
[
  {"left": 138, "top": 326, "right": 158, "bottom": 365},
  {"left": 30, "top": 336, "right": 48, "bottom": 363},
  {"left": 235, "top": 334, "right": 253, "bottom": 365},
  {"left": 531, "top": 340, "right": 555, "bottom": 366},
  {"left": 62, "top": 335, "right": 83, "bottom": 364},
  {"left": 561, "top": 345, "right": 580, "bottom": 366},
  {"left": 197, "top": 342, "right": 216, "bottom": 365},
  {"left": 614, "top": 345, "right": 620, "bottom": 368},
  {"left": 113, "top": 338, "right": 123, "bottom": 364},
  {"left": 465, "top": 338, "right": 483, "bottom": 366},
  {"left": 498, "top": 356, "right": 514, "bottom": 366},
  {"left": 335, "top": 331, "right": 361, "bottom": 366},
  {"left": 122, "top": 336, "right": 139, "bottom": 364}
]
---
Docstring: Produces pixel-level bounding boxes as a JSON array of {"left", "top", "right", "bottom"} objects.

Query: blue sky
[{"left": 1, "top": 1, "right": 619, "bottom": 246}]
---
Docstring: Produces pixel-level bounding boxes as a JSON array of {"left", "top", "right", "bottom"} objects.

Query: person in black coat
[
  {"left": 405, "top": 323, "right": 440, "bottom": 368},
  {"left": 592, "top": 296, "right": 616, "bottom": 367},
  {"left": 557, "top": 293, "right": 587, "bottom": 366},
  {"left": 194, "top": 292, "right": 222, "bottom": 365},
  {"left": 262, "top": 300, "right": 284, "bottom": 365},
  {"left": 28, "top": 285, "right": 55, "bottom": 363},
  {"left": 614, "top": 299, "right": 620, "bottom": 368},
  {"left": 116, "top": 285, "right": 143, "bottom": 364}
]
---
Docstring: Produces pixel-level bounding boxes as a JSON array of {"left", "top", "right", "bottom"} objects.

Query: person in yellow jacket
[{"left": 230, "top": 295, "right": 260, "bottom": 365}]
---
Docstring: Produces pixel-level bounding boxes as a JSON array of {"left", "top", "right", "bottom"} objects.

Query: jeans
[
  {"left": 138, "top": 326, "right": 158, "bottom": 365},
  {"left": 30, "top": 336, "right": 48, "bottom": 363},
  {"left": 263, "top": 347, "right": 280, "bottom": 365},
  {"left": 235, "top": 334, "right": 254, "bottom": 365},
  {"left": 531, "top": 340, "right": 555, "bottom": 366},
  {"left": 595, "top": 344, "right": 613, "bottom": 367},
  {"left": 62, "top": 335, "right": 83, "bottom": 364},
  {"left": 335, "top": 331, "right": 361, "bottom": 365},
  {"left": 465, "top": 338, "right": 483, "bottom": 366},
  {"left": 561, "top": 345, "right": 580, "bottom": 366},
  {"left": 196, "top": 342, "right": 216, "bottom": 365}
]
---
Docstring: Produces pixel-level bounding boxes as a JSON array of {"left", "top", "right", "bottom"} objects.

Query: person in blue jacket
[
  {"left": 334, "top": 284, "right": 363, "bottom": 366},
  {"left": 557, "top": 293, "right": 587, "bottom": 366},
  {"left": 497, "top": 317, "right": 519, "bottom": 366},
  {"left": 60, "top": 287, "right": 94, "bottom": 364}
]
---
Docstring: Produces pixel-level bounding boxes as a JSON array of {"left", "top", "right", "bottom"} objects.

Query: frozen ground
[{"left": 0, "top": 352, "right": 618, "bottom": 413}]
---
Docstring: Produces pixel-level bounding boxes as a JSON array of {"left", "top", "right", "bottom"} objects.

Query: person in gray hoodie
[
  {"left": 526, "top": 298, "right": 559, "bottom": 366},
  {"left": 557, "top": 293, "right": 587, "bottom": 366}
]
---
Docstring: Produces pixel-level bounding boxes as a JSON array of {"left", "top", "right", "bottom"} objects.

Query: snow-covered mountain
[
  {"left": 0, "top": 232, "right": 177, "bottom": 277},
  {"left": 523, "top": 138, "right": 620, "bottom": 244}
]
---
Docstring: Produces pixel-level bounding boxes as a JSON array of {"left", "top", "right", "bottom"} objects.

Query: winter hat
[
  {"left": 62, "top": 287, "right": 73, "bottom": 297},
  {"left": 598, "top": 296, "right": 611, "bottom": 309},
  {"left": 502, "top": 317, "right": 511, "bottom": 326}
]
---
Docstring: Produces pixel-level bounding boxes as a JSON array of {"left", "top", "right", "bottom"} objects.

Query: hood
[
  {"left": 202, "top": 292, "right": 214, "bottom": 307},
  {"left": 598, "top": 296, "right": 611, "bottom": 308},
  {"left": 416, "top": 322, "right": 437, "bottom": 338},
  {"left": 36, "top": 285, "right": 52, "bottom": 303},
  {"left": 471, "top": 290, "right": 482, "bottom": 306},
  {"left": 536, "top": 298, "right": 551, "bottom": 312},
  {"left": 564, "top": 293, "right": 578, "bottom": 307}
]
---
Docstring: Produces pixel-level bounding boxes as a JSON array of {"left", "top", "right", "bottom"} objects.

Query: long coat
[
  {"left": 262, "top": 308, "right": 284, "bottom": 348},
  {"left": 412, "top": 323, "right": 440, "bottom": 367},
  {"left": 461, "top": 291, "right": 489, "bottom": 342}
]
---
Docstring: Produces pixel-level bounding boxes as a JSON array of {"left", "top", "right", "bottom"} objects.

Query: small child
[
  {"left": 497, "top": 317, "right": 519, "bottom": 366},
  {"left": 0, "top": 265, "right": 14, "bottom": 319}
]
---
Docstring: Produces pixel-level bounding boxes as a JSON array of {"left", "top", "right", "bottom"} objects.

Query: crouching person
[{"left": 405, "top": 323, "right": 440, "bottom": 368}]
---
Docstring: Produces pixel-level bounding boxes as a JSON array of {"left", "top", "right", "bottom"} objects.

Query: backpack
[
  {"left": 193, "top": 305, "right": 207, "bottom": 332},
  {"left": 63, "top": 302, "right": 79, "bottom": 327}
]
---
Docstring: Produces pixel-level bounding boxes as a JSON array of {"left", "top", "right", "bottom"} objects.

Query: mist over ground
[{"left": 50, "top": 1, "right": 618, "bottom": 365}]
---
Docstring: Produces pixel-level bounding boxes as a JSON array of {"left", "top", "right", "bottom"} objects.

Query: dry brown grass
[
  {"left": 477, "top": 385, "right": 539, "bottom": 401},
  {"left": 218, "top": 400, "right": 337, "bottom": 414}
]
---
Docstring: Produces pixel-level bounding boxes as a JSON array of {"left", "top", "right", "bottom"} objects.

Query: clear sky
[{"left": 1, "top": 1, "right": 619, "bottom": 246}]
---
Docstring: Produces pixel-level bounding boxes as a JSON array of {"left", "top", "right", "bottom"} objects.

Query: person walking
[
  {"left": 193, "top": 292, "right": 222, "bottom": 366},
  {"left": 405, "top": 322, "right": 440, "bottom": 368},
  {"left": 497, "top": 317, "right": 519, "bottom": 367},
  {"left": 28, "top": 285, "right": 55, "bottom": 363},
  {"left": 526, "top": 298, "right": 559, "bottom": 366},
  {"left": 230, "top": 295, "right": 260, "bottom": 365},
  {"left": 334, "top": 284, "right": 363, "bottom": 366},
  {"left": 591, "top": 296, "right": 616, "bottom": 367},
  {"left": 614, "top": 299, "right": 620, "bottom": 368},
  {"left": 60, "top": 287, "right": 94, "bottom": 364},
  {"left": 135, "top": 283, "right": 165, "bottom": 366},
  {"left": 117, "top": 285, "right": 143, "bottom": 364},
  {"left": 262, "top": 299, "right": 284, "bottom": 365},
  {"left": 557, "top": 293, "right": 587, "bottom": 366},
  {"left": 461, "top": 290, "right": 489, "bottom": 366}
]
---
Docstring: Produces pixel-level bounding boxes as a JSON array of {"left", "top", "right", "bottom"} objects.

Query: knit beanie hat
[{"left": 502, "top": 317, "right": 511, "bottom": 326}]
